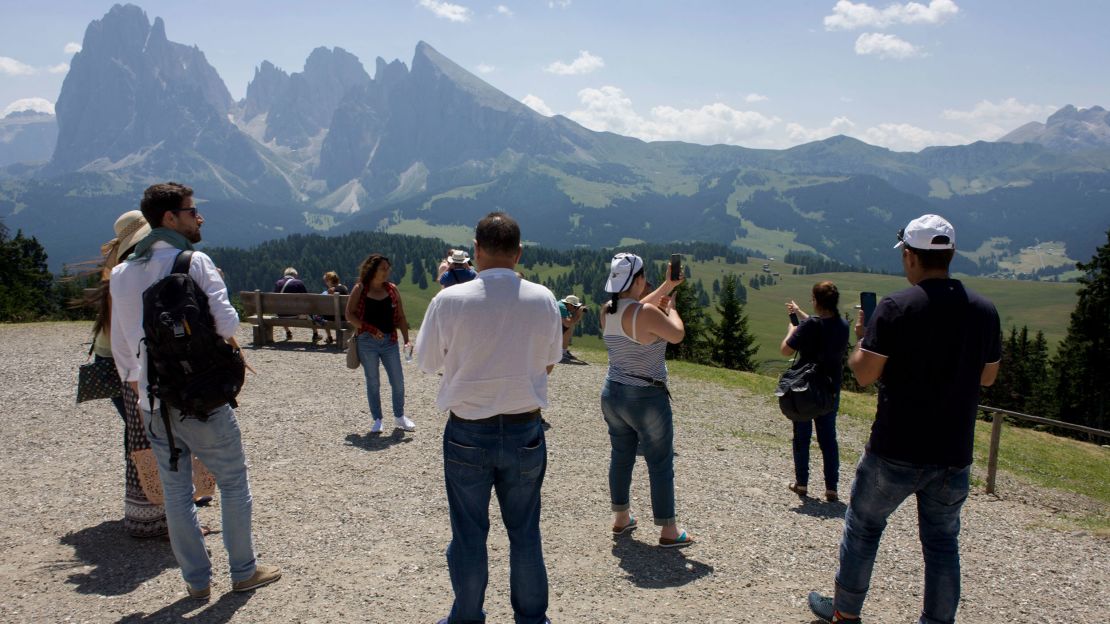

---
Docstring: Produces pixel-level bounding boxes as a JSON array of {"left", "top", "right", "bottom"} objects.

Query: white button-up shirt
[
  {"left": 109, "top": 241, "right": 240, "bottom": 402},
  {"left": 415, "top": 268, "right": 563, "bottom": 419}
]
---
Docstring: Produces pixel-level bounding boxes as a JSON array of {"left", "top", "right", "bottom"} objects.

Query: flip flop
[
  {"left": 659, "top": 531, "right": 695, "bottom": 548},
  {"left": 612, "top": 515, "right": 637, "bottom": 535}
]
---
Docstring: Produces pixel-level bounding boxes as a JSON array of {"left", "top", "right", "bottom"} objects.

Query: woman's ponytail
[{"left": 607, "top": 293, "right": 620, "bottom": 314}]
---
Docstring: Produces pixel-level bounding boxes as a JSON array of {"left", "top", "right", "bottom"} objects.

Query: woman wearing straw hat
[
  {"left": 599, "top": 252, "right": 695, "bottom": 547},
  {"left": 89, "top": 210, "right": 170, "bottom": 537}
]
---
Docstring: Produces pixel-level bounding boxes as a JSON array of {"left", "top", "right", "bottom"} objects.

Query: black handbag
[
  {"left": 775, "top": 361, "right": 835, "bottom": 422},
  {"left": 77, "top": 339, "right": 123, "bottom": 403},
  {"left": 775, "top": 319, "right": 836, "bottom": 422}
]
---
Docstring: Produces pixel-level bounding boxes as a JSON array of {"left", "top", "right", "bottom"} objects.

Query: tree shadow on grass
[
  {"left": 53, "top": 520, "right": 178, "bottom": 596},
  {"left": 610, "top": 534, "right": 713, "bottom": 589},
  {"left": 344, "top": 429, "right": 413, "bottom": 451},
  {"left": 116, "top": 590, "right": 254, "bottom": 623}
]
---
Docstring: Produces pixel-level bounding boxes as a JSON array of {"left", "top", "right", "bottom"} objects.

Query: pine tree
[
  {"left": 711, "top": 274, "right": 758, "bottom": 371},
  {"left": 0, "top": 228, "right": 56, "bottom": 321},
  {"left": 667, "top": 282, "right": 713, "bottom": 364},
  {"left": 1050, "top": 229, "right": 1110, "bottom": 434}
]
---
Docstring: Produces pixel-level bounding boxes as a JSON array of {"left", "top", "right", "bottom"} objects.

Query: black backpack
[{"left": 142, "top": 250, "right": 245, "bottom": 470}]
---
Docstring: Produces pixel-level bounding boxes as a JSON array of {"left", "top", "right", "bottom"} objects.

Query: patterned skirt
[{"left": 112, "top": 383, "right": 168, "bottom": 538}]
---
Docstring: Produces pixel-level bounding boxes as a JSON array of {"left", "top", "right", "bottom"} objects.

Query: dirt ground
[{"left": 0, "top": 321, "right": 1106, "bottom": 623}]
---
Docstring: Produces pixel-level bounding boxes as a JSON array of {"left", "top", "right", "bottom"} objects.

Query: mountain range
[{"left": 2, "top": 3, "right": 1108, "bottom": 275}]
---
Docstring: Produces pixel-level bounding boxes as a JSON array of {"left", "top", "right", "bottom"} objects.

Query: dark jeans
[
  {"left": 791, "top": 398, "right": 839, "bottom": 490},
  {"left": 443, "top": 416, "right": 548, "bottom": 624},
  {"left": 835, "top": 451, "right": 970, "bottom": 624},
  {"left": 600, "top": 380, "right": 676, "bottom": 526}
]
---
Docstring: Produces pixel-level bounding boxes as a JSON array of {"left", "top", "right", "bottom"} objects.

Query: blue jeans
[
  {"left": 792, "top": 397, "right": 840, "bottom": 490},
  {"left": 443, "top": 416, "right": 548, "bottom": 624},
  {"left": 356, "top": 333, "right": 405, "bottom": 421},
  {"left": 600, "top": 380, "right": 676, "bottom": 526},
  {"left": 835, "top": 451, "right": 970, "bottom": 624},
  {"left": 143, "top": 403, "right": 257, "bottom": 590}
]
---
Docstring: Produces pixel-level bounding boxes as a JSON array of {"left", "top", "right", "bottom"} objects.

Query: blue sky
[{"left": 2, "top": 0, "right": 1107, "bottom": 151}]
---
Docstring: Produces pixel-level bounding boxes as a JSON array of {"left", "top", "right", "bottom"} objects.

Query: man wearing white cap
[{"left": 808, "top": 214, "right": 1001, "bottom": 624}]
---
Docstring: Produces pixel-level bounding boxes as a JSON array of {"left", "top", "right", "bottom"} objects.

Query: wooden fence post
[
  {"left": 253, "top": 290, "right": 267, "bottom": 345},
  {"left": 986, "top": 409, "right": 1004, "bottom": 495}
]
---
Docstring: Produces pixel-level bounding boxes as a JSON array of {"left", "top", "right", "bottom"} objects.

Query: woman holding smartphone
[
  {"left": 600, "top": 252, "right": 694, "bottom": 547},
  {"left": 781, "top": 281, "right": 850, "bottom": 501},
  {"left": 346, "top": 253, "right": 415, "bottom": 433}
]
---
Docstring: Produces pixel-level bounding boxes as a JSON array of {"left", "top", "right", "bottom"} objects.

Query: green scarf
[{"left": 127, "top": 228, "right": 195, "bottom": 262}]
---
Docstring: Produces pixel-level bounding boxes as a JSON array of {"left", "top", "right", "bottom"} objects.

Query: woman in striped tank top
[{"left": 600, "top": 252, "right": 694, "bottom": 548}]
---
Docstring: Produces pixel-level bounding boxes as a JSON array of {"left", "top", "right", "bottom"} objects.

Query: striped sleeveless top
[{"left": 603, "top": 298, "right": 668, "bottom": 386}]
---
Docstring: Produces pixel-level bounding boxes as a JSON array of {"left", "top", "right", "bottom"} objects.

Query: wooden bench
[{"left": 239, "top": 291, "right": 352, "bottom": 347}]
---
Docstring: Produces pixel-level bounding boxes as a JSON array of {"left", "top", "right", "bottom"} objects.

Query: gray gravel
[{"left": 0, "top": 321, "right": 1106, "bottom": 623}]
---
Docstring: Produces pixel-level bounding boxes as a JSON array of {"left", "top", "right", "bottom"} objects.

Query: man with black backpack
[{"left": 110, "top": 182, "right": 281, "bottom": 600}]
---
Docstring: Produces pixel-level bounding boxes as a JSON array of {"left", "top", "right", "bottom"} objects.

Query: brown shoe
[
  {"left": 789, "top": 482, "right": 808, "bottom": 496},
  {"left": 232, "top": 564, "right": 282, "bottom": 592},
  {"left": 825, "top": 490, "right": 839, "bottom": 502},
  {"left": 187, "top": 584, "right": 211, "bottom": 600}
]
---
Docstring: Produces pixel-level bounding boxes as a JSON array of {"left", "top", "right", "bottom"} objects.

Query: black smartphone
[
  {"left": 860, "top": 291, "right": 877, "bottom": 325},
  {"left": 789, "top": 312, "right": 799, "bottom": 326},
  {"left": 670, "top": 254, "right": 682, "bottom": 280}
]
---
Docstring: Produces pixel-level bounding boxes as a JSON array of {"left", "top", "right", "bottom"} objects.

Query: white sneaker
[
  {"left": 395, "top": 416, "right": 416, "bottom": 432},
  {"left": 370, "top": 419, "right": 383, "bottom": 434}
]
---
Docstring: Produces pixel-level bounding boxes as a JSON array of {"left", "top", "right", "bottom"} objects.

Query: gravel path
[{"left": 0, "top": 321, "right": 1106, "bottom": 623}]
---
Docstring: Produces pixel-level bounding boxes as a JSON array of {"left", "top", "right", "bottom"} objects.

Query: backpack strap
[{"left": 172, "top": 250, "right": 194, "bottom": 276}]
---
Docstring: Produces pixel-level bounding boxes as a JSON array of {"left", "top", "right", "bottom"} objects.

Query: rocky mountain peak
[
  {"left": 999, "top": 104, "right": 1110, "bottom": 153},
  {"left": 261, "top": 46, "right": 371, "bottom": 148},
  {"left": 242, "top": 60, "right": 291, "bottom": 121}
]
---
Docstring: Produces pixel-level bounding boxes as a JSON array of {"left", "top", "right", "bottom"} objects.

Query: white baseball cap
[
  {"left": 895, "top": 214, "right": 956, "bottom": 250},
  {"left": 604, "top": 253, "right": 645, "bottom": 293}
]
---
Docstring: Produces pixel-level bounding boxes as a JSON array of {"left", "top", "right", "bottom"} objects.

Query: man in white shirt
[
  {"left": 415, "top": 212, "right": 562, "bottom": 624},
  {"left": 110, "top": 182, "right": 280, "bottom": 600}
]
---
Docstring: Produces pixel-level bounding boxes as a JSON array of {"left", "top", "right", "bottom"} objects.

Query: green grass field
[{"left": 675, "top": 257, "right": 1078, "bottom": 370}]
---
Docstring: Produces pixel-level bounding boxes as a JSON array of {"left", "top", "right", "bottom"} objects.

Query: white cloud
[
  {"left": 496, "top": 4, "right": 513, "bottom": 16},
  {"left": 785, "top": 116, "right": 858, "bottom": 143},
  {"left": 418, "top": 0, "right": 471, "bottom": 22},
  {"left": 941, "top": 97, "right": 1056, "bottom": 138},
  {"left": 46, "top": 63, "right": 69, "bottom": 74},
  {"left": 854, "top": 32, "right": 922, "bottom": 59},
  {"left": 64, "top": 42, "right": 82, "bottom": 54},
  {"left": 3, "top": 97, "right": 55, "bottom": 116},
  {"left": 0, "top": 56, "right": 36, "bottom": 76},
  {"left": 858, "top": 123, "right": 968, "bottom": 151},
  {"left": 824, "top": 0, "right": 958, "bottom": 30},
  {"left": 548, "top": 0, "right": 571, "bottom": 7},
  {"left": 745, "top": 93, "right": 769, "bottom": 103},
  {"left": 565, "top": 86, "right": 781, "bottom": 145},
  {"left": 476, "top": 63, "right": 496, "bottom": 74},
  {"left": 522, "top": 94, "right": 554, "bottom": 116},
  {"left": 545, "top": 50, "right": 604, "bottom": 75}
]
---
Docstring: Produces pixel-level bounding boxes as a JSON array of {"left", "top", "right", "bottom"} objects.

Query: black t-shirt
[
  {"left": 274, "top": 276, "right": 307, "bottom": 294},
  {"left": 860, "top": 278, "right": 1001, "bottom": 467},
  {"left": 786, "top": 315, "right": 850, "bottom": 385}
]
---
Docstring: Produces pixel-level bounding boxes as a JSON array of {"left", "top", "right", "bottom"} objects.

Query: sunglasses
[
  {"left": 171, "top": 207, "right": 198, "bottom": 218},
  {"left": 896, "top": 227, "right": 905, "bottom": 245}
]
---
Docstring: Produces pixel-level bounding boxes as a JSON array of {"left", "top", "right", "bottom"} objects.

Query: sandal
[
  {"left": 659, "top": 531, "right": 695, "bottom": 548},
  {"left": 612, "top": 515, "right": 637, "bottom": 535},
  {"left": 789, "top": 482, "right": 808, "bottom": 496}
]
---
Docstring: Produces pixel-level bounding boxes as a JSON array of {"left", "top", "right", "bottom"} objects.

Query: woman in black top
[
  {"left": 780, "top": 281, "right": 850, "bottom": 502},
  {"left": 344, "top": 254, "right": 414, "bottom": 434}
]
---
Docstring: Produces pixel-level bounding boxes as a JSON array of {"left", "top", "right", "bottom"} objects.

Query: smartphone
[
  {"left": 860, "top": 291, "right": 877, "bottom": 325},
  {"left": 670, "top": 254, "right": 682, "bottom": 280},
  {"left": 789, "top": 312, "right": 799, "bottom": 326}
]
